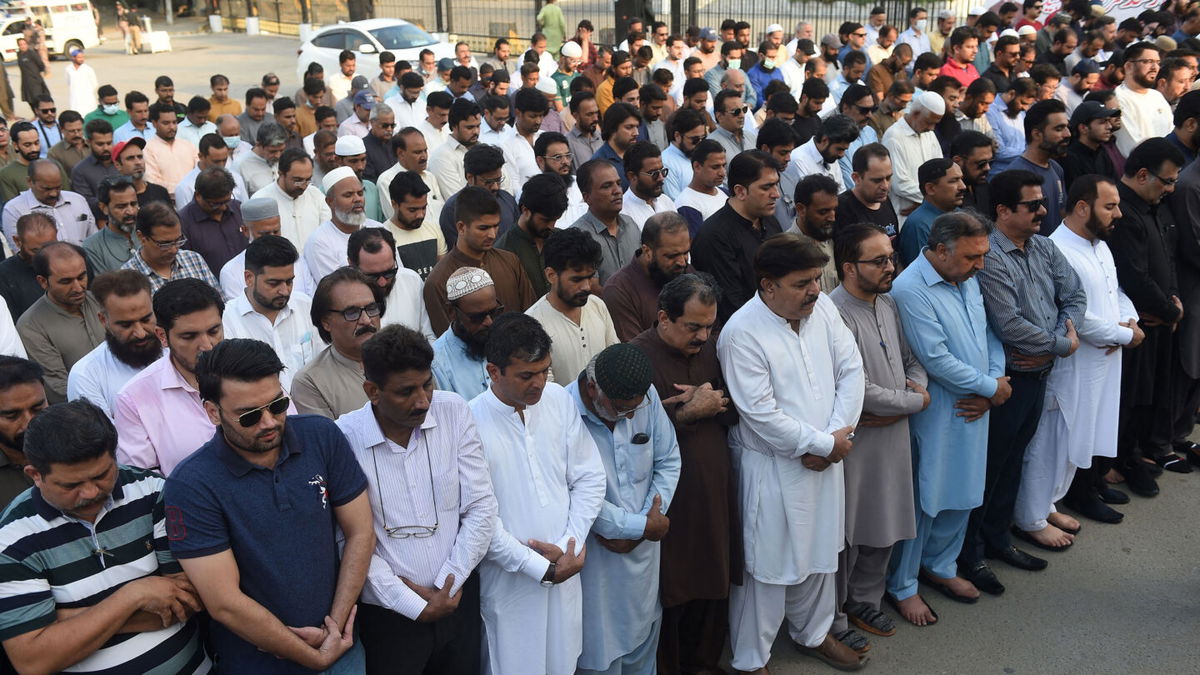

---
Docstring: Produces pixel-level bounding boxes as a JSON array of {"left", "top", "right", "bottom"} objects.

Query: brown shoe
[{"left": 795, "top": 633, "right": 869, "bottom": 671}]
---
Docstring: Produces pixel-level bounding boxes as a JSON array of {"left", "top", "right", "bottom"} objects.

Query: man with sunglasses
[
  {"left": 710, "top": 90, "right": 752, "bottom": 171},
  {"left": 221, "top": 235, "right": 322, "bottom": 392},
  {"left": 363, "top": 103, "right": 397, "bottom": 183},
  {"left": 165, "top": 338, "right": 374, "bottom": 673},
  {"left": 619, "top": 141, "right": 672, "bottom": 231},
  {"left": 950, "top": 130, "right": 995, "bottom": 215},
  {"left": 830, "top": 222, "right": 928, "bottom": 645},
  {"left": 349, "top": 227, "right": 434, "bottom": 341},
  {"left": 115, "top": 278, "right": 226, "bottom": 476},
  {"left": 431, "top": 267, "right": 499, "bottom": 400},
  {"left": 292, "top": 267, "right": 383, "bottom": 419},
  {"left": 337, "top": 324, "right": 498, "bottom": 674}
]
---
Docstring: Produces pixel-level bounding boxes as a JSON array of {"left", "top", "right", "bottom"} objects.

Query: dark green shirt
[
  {"left": 496, "top": 223, "right": 549, "bottom": 298},
  {"left": 0, "top": 453, "right": 32, "bottom": 511}
]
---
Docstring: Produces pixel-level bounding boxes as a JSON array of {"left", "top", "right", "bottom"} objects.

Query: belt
[{"left": 1006, "top": 367, "right": 1052, "bottom": 381}]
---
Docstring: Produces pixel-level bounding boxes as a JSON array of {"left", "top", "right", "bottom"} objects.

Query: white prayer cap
[
  {"left": 240, "top": 197, "right": 278, "bottom": 222},
  {"left": 446, "top": 267, "right": 494, "bottom": 301},
  {"left": 1018, "top": 24, "right": 1037, "bottom": 36},
  {"left": 334, "top": 134, "right": 366, "bottom": 156},
  {"left": 322, "top": 166, "right": 358, "bottom": 194},
  {"left": 1000, "top": 28, "right": 1020, "bottom": 39},
  {"left": 535, "top": 76, "right": 558, "bottom": 96},
  {"left": 968, "top": 6, "right": 986, "bottom": 16},
  {"left": 912, "top": 91, "right": 946, "bottom": 116},
  {"left": 765, "top": 23, "right": 784, "bottom": 35},
  {"left": 560, "top": 41, "right": 583, "bottom": 59}
]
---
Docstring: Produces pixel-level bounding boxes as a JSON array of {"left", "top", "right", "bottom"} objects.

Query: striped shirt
[
  {"left": 975, "top": 229, "right": 1087, "bottom": 370},
  {"left": 0, "top": 466, "right": 209, "bottom": 673}
]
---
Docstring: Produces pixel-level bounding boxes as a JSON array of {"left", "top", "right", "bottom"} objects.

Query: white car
[{"left": 296, "top": 19, "right": 455, "bottom": 85}]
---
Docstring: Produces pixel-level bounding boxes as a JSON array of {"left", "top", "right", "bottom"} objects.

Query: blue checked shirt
[{"left": 122, "top": 248, "right": 221, "bottom": 296}]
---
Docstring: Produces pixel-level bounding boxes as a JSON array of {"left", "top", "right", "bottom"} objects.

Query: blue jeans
[{"left": 321, "top": 640, "right": 365, "bottom": 675}]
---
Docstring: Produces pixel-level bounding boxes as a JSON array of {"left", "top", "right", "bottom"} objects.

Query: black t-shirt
[
  {"left": 836, "top": 189, "right": 899, "bottom": 237},
  {"left": 138, "top": 182, "right": 172, "bottom": 209}
]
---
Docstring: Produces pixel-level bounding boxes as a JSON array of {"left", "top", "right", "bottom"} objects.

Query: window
[
  {"left": 346, "top": 30, "right": 371, "bottom": 51},
  {"left": 368, "top": 23, "right": 436, "bottom": 50},
  {"left": 312, "top": 30, "right": 345, "bottom": 50}
]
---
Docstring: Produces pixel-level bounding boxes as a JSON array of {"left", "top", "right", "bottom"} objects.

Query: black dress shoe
[
  {"left": 985, "top": 545, "right": 1048, "bottom": 571},
  {"left": 1123, "top": 461, "right": 1160, "bottom": 497},
  {"left": 1155, "top": 453, "right": 1193, "bottom": 474},
  {"left": 1097, "top": 487, "right": 1129, "bottom": 505},
  {"left": 960, "top": 561, "right": 1005, "bottom": 595},
  {"left": 1063, "top": 496, "right": 1124, "bottom": 524}
]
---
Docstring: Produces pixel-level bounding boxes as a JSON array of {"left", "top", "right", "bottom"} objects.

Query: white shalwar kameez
[
  {"left": 717, "top": 292, "right": 864, "bottom": 671},
  {"left": 1014, "top": 225, "right": 1138, "bottom": 531},
  {"left": 469, "top": 382, "right": 607, "bottom": 675}
]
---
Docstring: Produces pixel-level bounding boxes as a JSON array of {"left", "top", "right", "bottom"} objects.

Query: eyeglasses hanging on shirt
[{"left": 370, "top": 431, "right": 440, "bottom": 539}]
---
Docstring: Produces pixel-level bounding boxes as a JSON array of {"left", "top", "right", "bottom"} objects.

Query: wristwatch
[{"left": 541, "top": 562, "right": 557, "bottom": 587}]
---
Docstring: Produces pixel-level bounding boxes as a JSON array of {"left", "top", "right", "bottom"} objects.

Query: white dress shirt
[
  {"left": 376, "top": 165, "right": 444, "bottom": 224},
  {"left": 381, "top": 265, "right": 435, "bottom": 341},
  {"left": 717, "top": 293, "right": 864, "bottom": 584},
  {"left": 176, "top": 119, "right": 217, "bottom": 150},
  {"left": 67, "top": 341, "right": 145, "bottom": 421},
  {"left": 618, "top": 187, "right": 674, "bottom": 231},
  {"left": 882, "top": 116, "right": 943, "bottom": 218},
  {"left": 218, "top": 248, "right": 316, "bottom": 300},
  {"left": 417, "top": 119, "right": 449, "bottom": 154},
  {"left": 220, "top": 290, "right": 323, "bottom": 390},
  {"left": 336, "top": 393, "right": 499, "bottom": 620},
  {"left": 428, "top": 135, "right": 470, "bottom": 198},
  {"left": 1, "top": 190, "right": 96, "bottom": 247},
  {"left": 250, "top": 181, "right": 332, "bottom": 250},
  {"left": 479, "top": 122, "right": 515, "bottom": 148},
  {"left": 303, "top": 219, "right": 385, "bottom": 281},
  {"left": 502, "top": 131, "right": 544, "bottom": 194},
  {"left": 790, "top": 138, "right": 846, "bottom": 193},
  {"left": 384, "top": 95, "right": 427, "bottom": 131}
]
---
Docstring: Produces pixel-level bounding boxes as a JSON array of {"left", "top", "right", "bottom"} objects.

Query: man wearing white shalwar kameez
[
  {"left": 1014, "top": 178, "right": 1142, "bottom": 536},
  {"left": 469, "top": 313, "right": 607, "bottom": 675},
  {"left": 717, "top": 233, "right": 866, "bottom": 673},
  {"left": 570, "top": 345, "right": 681, "bottom": 675}
]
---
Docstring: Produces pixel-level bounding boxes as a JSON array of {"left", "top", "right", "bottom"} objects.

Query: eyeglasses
[
  {"left": 149, "top": 235, "right": 187, "bottom": 250},
  {"left": 972, "top": 158, "right": 992, "bottom": 170},
  {"left": 327, "top": 302, "right": 383, "bottom": 321},
  {"left": 288, "top": 176, "right": 312, "bottom": 187},
  {"left": 1149, "top": 170, "right": 1178, "bottom": 187},
  {"left": 601, "top": 390, "right": 653, "bottom": 417},
  {"left": 479, "top": 175, "right": 504, "bottom": 187},
  {"left": 233, "top": 395, "right": 290, "bottom": 428},
  {"left": 1129, "top": 58, "right": 1160, "bottom": 67},
  {"left": 641, "top": 167, "right": 670, "bottom": 179},
  {"left": 370, "top": 432, "right": 439, "bottom": 538},
  {"left": 457, "top": 303, "right": 505, "bottom": 324},
  {"left": 364, "top": 267, "right": 398, "bottom": 284},
  {"left": 1016, "top": 198, "right": 1046, "bottom": 212},
  {"left": 541, "top": 152, "right": 572, "bottom": 162},
  {"left": 851, "top": 253, "right": 898, "bottom": 268}
]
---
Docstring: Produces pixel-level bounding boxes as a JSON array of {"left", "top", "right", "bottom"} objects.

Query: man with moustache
[
  {"left": 533, "top": 132, "right": 587, "bottom": 225},
  {"left": 1061, "top": 102, "right": 1119, "bottom": 187},
  {"left": 958, "top": 169, "right": 1085, "bottom": 593},
  {"left": 221, "top": 236, "right": 322, "bottom": 391},
  {"left": 887, "top": 212, "right": 1008, "bottom": 626},
  {"left": 836, "top": 144, "right": 899, "bottom": 237},
  {"left": 220, "top": 198, "right": 315, "bottom": 301},
  {"left": 570, "top": 160, "right": 641, "bottom": 285},
  {"left": 1, "top": 159, "right": 95, "bottom": 248},
  {"left": 292, "top": 268, "right": 383, "bottom": 419},
  {"left": 69, "top": 118, "right": 119, "bottom": 221},
  {"left": 304, "top": 167, "right": 384, "bottom": 281},
  {"left": 1113, "top": 42, "right": 1172, "bottom": 157},
  {"left": 82, "top": 175, "right": 139, "bottom": 272},
  {"left": 604, "top": 213, "right": 692, "bottom": 341},
  {"left": 377, "top": 127, "right": 444, "bottom": 225},
  {"left": 881, "top": 92, "right": 945, "bottom": 220},
  {"left": 620, "top": 141, "right": 673, "bottom": 230},
  {"left": 718, "top": 233, "right": 866, "bottom": 673},
  {"left": 0, "top": 356, "right": 44, "bottom": 507},
  {"left": 67, "top": 270, "right": 161, "bottom": 420},
  {"left": 17, "top": 243, "right": 104, "bottom": 403},
  {"left": 120, "top": 202, "right": 220, "bottom": 295},
  {"left": 525, "top": 228, "right": 618, "bottom": 384},
  {"left": 788, "top": 175, "right": 841, "bottom": 292},
  {"left": 174, "top": 133, "right": 250, "bottom": 209},
  {"left": 251, "top": 148, "right": 331, "bottom": 252},
  {"left": 828, "top": 222, "right": 928, "bottom": 651},
  {"left": 949, "top": 131, "right": 994, "bottom": 214},
  {"left": 1002, "top": 99, "right": 1069, "bottom": 235},
  {"left": 115, "top": 278, "right": 225, "bottom": 476},
  {"left": 661, "top": 108, "right": 706, "bottom": 201},
  {"left": 496, "top": 173, "right": 568, "bottom": 298},
  {"left": 1015, "top": 176, "right": 1140, "bottom": 537},
  {"left": 348, "top": 227, "right": 434, "bottom": 341},
  {"left": 630, "top": 274, "right": 739, "bottom": 675},
  {"left": 897, "top": 159, "right": 966, "bottom": 267},
  {"left": 431, "top": 267, "right": 499, "bottom": 400}
]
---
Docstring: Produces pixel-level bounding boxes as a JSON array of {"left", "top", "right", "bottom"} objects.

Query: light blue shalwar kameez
[
  {"left": 568, "top": 382, "right": 682, "bottom": 675},
  {"left": 887, "top": 250, "right": 1006, "bottom": 601},
  {"left": 431, "top": 329, "right": 490, "bottom": 401}
]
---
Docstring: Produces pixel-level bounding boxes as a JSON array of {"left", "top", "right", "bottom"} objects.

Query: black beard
[
  {"left": 106, "top": 331, "right": 163, "bottom": 369},
  {"left": 647, "top": 260, "right": 679, "bottom": 287},
  {"left": 453, "top": 320, "right": 489, "bottom": 358}
]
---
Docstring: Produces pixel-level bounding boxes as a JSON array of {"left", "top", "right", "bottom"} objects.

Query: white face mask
[
  {"left": 102, "top": 103, "right": 119, "bottom": 115},
  {"left": 916, "top": 19, "right": 928, "bottom": 32},
  {"left": 728, "top": 58, "right": 741, "bottom": 70},
  {"left": 763, "top": 58, "right": 777, "bottom": 69},
  {"left": 223, "top": 135, "right": 240, "bottom": 149}
]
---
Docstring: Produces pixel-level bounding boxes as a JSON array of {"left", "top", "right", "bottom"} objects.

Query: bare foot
[
  {"left": 1047, "top": 512, "right": 1080, "bottom": 532},
  {"left": 895, "top": 594, "right": 937, "bottom": 626},
  {"left": 1022, "top": 524, "right": 1074, "bottom": 548},
  {"left": 939, "top": 575, "right": 981, "bottom": 600},
  {"left": 1104, "top": 468, "right": 1125, "bottom": 484}
]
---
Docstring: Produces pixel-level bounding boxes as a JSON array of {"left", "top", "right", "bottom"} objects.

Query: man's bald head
[
  {"left": 27, "top": 160, "right": 62, "bottom": 207},
  {"left": 217, "top": 114, "right": 240, "bottom": 136},
  {"left": 722, "top": 68, "right": 747, "bottom": 88}
]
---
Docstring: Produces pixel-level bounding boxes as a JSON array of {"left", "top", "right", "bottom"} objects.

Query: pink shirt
[
  {"left": 115, "top": 354, "right": 213, "bottom": 476},
  {"left": 939, "top": 59, "right": 980, "bottom": 88},
  {"left": 143, "top": 134, "right": 197, "bottom": 193}
]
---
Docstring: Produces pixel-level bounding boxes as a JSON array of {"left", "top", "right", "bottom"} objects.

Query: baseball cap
[
  {"left": 700, "top": 27, "right": 718, "bottom": 41},
  {"left": 350, "top": 75, "right": 369, "bottom": 91},
  {"left": 796, "top": 38, "right": 817, "bottom": 56},
  {"left": 820, "top": 33, "right": 841, "bottom": 49},
  {"left": 437, "top": 57, "right": 454, "bottom": 71},
  {"left": 1072, "top": 60, "right": 1101, "bottom": 76},
  {"left": 1069, "top": 100, "right": 1119, "bottom": 130},
  {"left": 111, "top": 136, "right": 146, "bottom": 163},
  {"left": 352, "top": 90, "right": 375, "bottom": 109}
]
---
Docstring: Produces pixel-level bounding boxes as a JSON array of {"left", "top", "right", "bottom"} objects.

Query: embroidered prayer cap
[{"left": 446, "top": 266, "right": 494, "bottom": 301}]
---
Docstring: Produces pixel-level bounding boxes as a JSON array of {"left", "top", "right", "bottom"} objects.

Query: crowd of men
[{"left": 0, "top": 0, "right": 1194, "bottom": 673}]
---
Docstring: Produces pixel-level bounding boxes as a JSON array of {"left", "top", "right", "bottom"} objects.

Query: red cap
[{"left": 111, "top": 136, "right": 146, "bottom": 163}]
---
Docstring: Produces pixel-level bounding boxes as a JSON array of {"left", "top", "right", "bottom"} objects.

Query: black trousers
[
  {"left": 960, "top": 372, "right": 1048, "bottom": 565},
  {"left": 656, "top": 598, "right": 728, "bottom": 675},
  {"left": 358, "top": 572, "right": 481, "bottom": 675}
]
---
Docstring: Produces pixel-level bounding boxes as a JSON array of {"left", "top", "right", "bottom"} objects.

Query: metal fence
[{"left": 370, "top": 0, "right": 977, "bottom": 52}]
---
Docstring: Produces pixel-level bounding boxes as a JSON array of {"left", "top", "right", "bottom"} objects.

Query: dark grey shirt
[
  {"left": 570, "top": 211, "right": 641, "bottom": 284},
  {"left": 975, "top": 229, "right": 1087, "bottom": 370},
  {"left": 69, "top": 155, "right": 119, "bottom": 220}
]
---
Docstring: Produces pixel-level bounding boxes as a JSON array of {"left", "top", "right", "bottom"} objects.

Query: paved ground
[{"left": 10, "top": 24, "right": 1199, "bottom": 675}]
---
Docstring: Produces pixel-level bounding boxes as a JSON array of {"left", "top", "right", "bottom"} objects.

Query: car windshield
[{"left": 369, "top": 24, "right": 436, "bottom": 50}]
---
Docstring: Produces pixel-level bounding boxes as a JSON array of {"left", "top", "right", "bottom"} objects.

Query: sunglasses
[
  {"left": 327, "top": 302, "right": 383, "bottom": 321},
  {"left": 365, "top": 267, "right": 399, "bottom": 284},
  {"left": 234, "top": 395, "right": 290, "bottom": 427},
  {"left": 458, "top": 303, "right": 505, "bottom": 324},
  {"left": 1016, "top": 198, "right": 1046, "bottom": 212}
]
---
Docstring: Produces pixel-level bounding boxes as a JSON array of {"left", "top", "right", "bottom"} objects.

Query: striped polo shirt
[{"left": 0, "top": 465, "right": 209, "bottom": 674}]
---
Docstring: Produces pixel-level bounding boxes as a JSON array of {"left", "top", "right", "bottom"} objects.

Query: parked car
[
  {"left": 296, "top": 19, "right": 455, "bottom": 85},
  {"left": 0, "top": 0, "right": 101, "bottom": 62}
]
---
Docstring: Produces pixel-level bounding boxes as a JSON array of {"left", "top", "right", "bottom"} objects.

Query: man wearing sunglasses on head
[
  {"left": 165, "top": 338, "right": 375, "bottom": 673},
  {"left": 337, "top": 324, "right": 498, "bottom": 674},
  {"left": 293, "top": 267, "right": 384, "bottom": 420}
]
